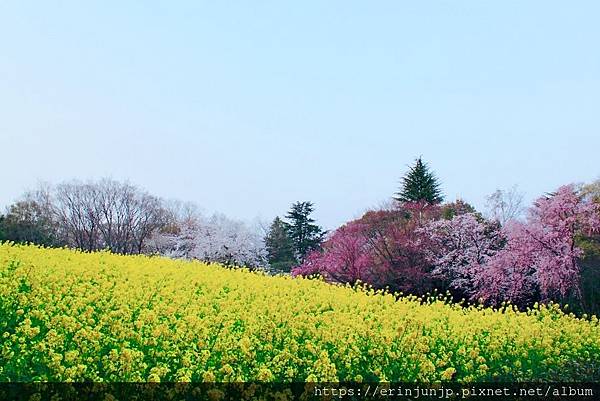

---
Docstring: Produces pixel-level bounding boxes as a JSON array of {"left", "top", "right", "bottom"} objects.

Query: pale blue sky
[{"left": 1, "top": 1, "right": 599, "bottom": 229}]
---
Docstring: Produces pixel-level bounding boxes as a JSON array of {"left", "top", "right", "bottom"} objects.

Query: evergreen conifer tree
[
  {"left": 285, "top": 201, "right": 325, "bottom": 263},
  {"left": 395, "top": 157, "right": 444, "bottom": 204},
  {"left": 264, "top": 217, "right": 297, "bottom": 272}
]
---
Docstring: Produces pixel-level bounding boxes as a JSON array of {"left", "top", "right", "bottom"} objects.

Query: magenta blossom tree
[
  {"left": 291, "top": 221, "right": 374, "bottom": 284},
  {"left": 293, "top": 203, "right": 440, "bottom": 294}
]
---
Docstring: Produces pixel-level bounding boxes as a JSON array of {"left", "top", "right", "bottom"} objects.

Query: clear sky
[{"left": 1, "top": 1, "right": 599, "bottom": 230}]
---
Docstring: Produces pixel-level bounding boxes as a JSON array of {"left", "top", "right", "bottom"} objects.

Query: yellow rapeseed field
[{"left": 1, "top": 243, "right": 599, "bottom": 382}]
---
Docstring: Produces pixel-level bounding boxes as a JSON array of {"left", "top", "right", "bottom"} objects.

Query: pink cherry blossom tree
[
  {"left": 421, "top": 213, "right": 504, "bottom": 299},
  {"left": 477, "top": 185, "right": 600, "bottom": 305}
]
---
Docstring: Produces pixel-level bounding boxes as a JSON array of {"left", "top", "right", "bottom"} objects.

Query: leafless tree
[
  {"left": 53, "top": 181, "right": 101, "bottom": 251},
  {"left": 581, "top": 179, "right": 600, "bottom": 203},
  {"left": 28, "top": 179, "right": 170, "bottom": 254},
  {"left": 484, "top": 185, "right": 525, "bottom": 225}
]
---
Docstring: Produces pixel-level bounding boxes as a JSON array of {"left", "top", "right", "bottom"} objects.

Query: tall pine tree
[
  {"left": 395, "top": 157, "right": 444, "bottom": 204},
  {"left": 264, "top": 217, "right": 297, "bottom": 272},
  {"left": 285, "top": 201, "right": 325, "bottom": 264}
]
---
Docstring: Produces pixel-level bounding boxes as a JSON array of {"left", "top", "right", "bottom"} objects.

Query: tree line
[
  {"left": 2, "top": 158, "right": 599, "bottom": 315},
  {"left": 0, "top": 180, "right": 169, "bottom": 254},
  {"left": 0, "top": 179, "right": 325, "bottom": 270},
  {"left": 290, "top": 157, "right": 600, "bottom": 316}
]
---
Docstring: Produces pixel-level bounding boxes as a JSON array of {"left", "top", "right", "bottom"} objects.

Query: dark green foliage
[
  {"left": 395, "top": 157, "right": 444, "bottom": 204},
  {"left": 562, "top": 258, "right": 600, "bottom": 317},
  {"left": 264, "top": 217, "right": 297, "bottom": 272},
  {"left": 441, "top": 199, "right": 478, "bottom": 220},
  {"left": 285, "top": 201, "right": 325, "bottom": 264},
  {"left": 578, "top": 180, "right": 600, "bottom": 260},
  {"left": 0, "top": 201, "right": 58, "bottom": 246},
  {"left": 0, "top": 215, "right": 5, "bottom": 240},
  {"left": 571, "top": 181, "right": 600, "bottom": 316},
  {"left": 576, "top": 233, "right": 600, "bottom": 261}
]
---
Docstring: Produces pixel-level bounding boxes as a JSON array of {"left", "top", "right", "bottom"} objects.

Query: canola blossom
[{"left": 1, "top": 243, "right": 599, "bottom": 383}]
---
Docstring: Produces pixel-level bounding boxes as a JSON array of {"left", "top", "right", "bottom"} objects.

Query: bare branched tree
[
  {"left": 484, "top": 185, "right": 525, "bottom": 225},
  {"left": 27, "top": 179, "right": 170, "bottom": 254}
]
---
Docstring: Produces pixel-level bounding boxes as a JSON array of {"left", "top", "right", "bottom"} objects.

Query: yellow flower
[
  {"left": 147, "top": 373, "right": 160, "bottom": 382},
  {"left": 202, "top": 371, "right": 216, "bottom": 382},
  {"left": 257, "top": 368, "right": 274, "bottom": 382},
  {"left": 220, "top": 364, "right": 234, "bottom": 376},
  {"left": 441, "top": 367, "right": 456, "bottom": 380}
]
